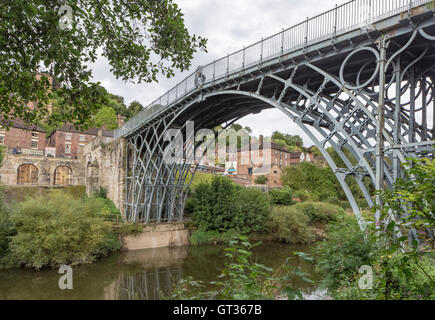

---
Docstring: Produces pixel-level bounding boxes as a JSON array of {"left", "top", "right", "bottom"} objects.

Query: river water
[{"left": 0, "top": 242, "right": 324, "bottom": 300}]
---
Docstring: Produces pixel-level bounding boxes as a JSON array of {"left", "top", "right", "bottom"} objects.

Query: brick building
[
  {"left": 0, "top": 119, "right": 47, "bottom": 156},
  {"left": 48, "top": 124, "right": 114, "bottom": 159}
]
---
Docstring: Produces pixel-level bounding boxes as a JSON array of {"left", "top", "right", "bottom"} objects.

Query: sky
[{"left": 90, "top": 0, "right": 350, "bottom": 146}]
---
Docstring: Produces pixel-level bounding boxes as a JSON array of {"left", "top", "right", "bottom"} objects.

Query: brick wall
[
  {"left": 1, "top": 127, "right": 46, "bottom": 152},
  {"left": 49, "top": 131, "right": 96, "bottom": 159}
]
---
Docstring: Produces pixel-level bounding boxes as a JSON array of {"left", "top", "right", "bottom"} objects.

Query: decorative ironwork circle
[{"left": 340, "top": 47, "right": 380, "bottom": 90}]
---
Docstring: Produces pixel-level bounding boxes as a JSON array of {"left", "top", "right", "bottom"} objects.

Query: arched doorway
[
  {"left": 17, "top": 164, "right": 39, "bottom": 185},
  {"left": 54, "top": 166, "right": 73, "bottom": 185}
]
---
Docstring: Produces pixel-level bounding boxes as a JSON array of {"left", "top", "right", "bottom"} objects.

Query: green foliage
[
  {"left": 237, "top": 188, "right": 271, "bottom": 233},
  {"left": 0, "top": 145, "right": 6, "bottom": 168},
  {"left": 0, "top": 190, "right": 14, "bottom": 262},
  {"left": 188, "top": 171, "right": 214, "bottom": 192},
  {"left": 1, "top": 190, "right": 120, "bottom": 269},
  {"left": 63, "top": 185, "right": 87, "bottom": 198},
  {"left": 254, "top": 175, "right": 268, "bottom": 185},
  {"left": 272, "top": 131, "right": 303, "bottom": 152},
  {"left": 192, "top": 176, "right": 270, "bottom": 233},
  {"left": 184, "top": 198, "right": 195, "bottom": 215},
  {"left": 126, "top": 101, "right": 144, "bottom": 120},
  {"left": 315, "top": 213, "right": 380, "bottom": 290},
  {"left": 1, "top": 1, "right": 207, "bottom": 127},
  {"left": 171, "top": 236, "right": 311, "bottom": 300},
  {"left": 293, "top": 202, "right": 343, "bottom": 224},
  {"left": 192, "top": 176, "right": 241, "bottom": 232},
  {"left": 115, "top": 222, "right": 144, "bottom": 236},
  {"left": 90, "top": 105, "right": 118, "bottom": 130},
  {"left": 380, "top": 158, "right": 434, "bottom": 234},
  {"left": 94, "top": 187, "right": 107, "bottom": 199},
  {"left": 269, "top": 206, "right": 314, "bottom": 244},
  {"left": 93, "top": 197, "right": 120, "bottom": 216},
  {"left": 189, "top": 230, "right": 239, "bottom": 246},
  {"left": 281, "top": 162, "right": 344, "bottom": 202},
  {"left": 269, "top": 186, "right": 294, "bottom": 206},
  {"left": 315, "top": 159, "right": 435, "bottom": 300}
]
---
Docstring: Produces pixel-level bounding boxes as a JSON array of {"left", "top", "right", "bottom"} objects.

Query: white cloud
[{"left": 90, "top": 0, "right": 349, "bottom": 146}]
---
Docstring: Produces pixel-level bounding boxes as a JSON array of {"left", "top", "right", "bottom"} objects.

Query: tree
[
  {"left": 0, "top": 1, "right": 207, "bottom": 127},
  {"left": 127, "top": 101, "right": 144, "bottom": 120},
  {"left": 91, "top": 106, "right": 118, "bottom": 130},
  {"left": 272, "top": 131, "right": 303, "bottom": 151},
  {"left": 254, "top": 175, "right": 268, "bottom": 185}
]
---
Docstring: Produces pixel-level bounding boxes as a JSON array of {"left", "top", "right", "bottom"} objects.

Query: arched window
[
  {"left": 17, "top": 164, "right": 39, "bottom": 185},
  {"left": 54, "top": 166, "right": 73, "bottom": 185}
]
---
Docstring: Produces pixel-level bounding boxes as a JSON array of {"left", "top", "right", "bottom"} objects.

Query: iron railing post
[
  {"left": 226, "top": 53, "right": 229, "bottom": 76},
  {"left": 375, "top": 37, "right": 388, "bottom": 224},
  {"left": 260, "top": 38, "right": 263, "bottom": 63},
  {"left": 304, "top": 17, "right": 309, "bottom": 47},
  {"left": 281, "top": 28, "right": 284, "bottom": 54}
]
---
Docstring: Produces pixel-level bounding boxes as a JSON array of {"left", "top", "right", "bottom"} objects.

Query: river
[{"left": 0, "top": 242, "right": 325, "bottom": 300}]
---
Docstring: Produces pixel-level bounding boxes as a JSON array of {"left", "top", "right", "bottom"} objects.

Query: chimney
[
  {"left": 98, "top": 129, "right": 103, "bottom": 137},
  {"left": 117, "top": 114, "right": 125, "bottom": 127}
]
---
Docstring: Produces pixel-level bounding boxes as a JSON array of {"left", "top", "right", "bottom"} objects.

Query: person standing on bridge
[{"left": 194, "top": 65, "right": 206, "bottom": 87}]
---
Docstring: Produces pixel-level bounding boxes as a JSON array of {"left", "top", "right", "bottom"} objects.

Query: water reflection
[
  {"left": 0, "top": 242, "right": 322, "bottom": 300},
  {"left": 114, "top": 267, "right": 182, "bottom": 300}
]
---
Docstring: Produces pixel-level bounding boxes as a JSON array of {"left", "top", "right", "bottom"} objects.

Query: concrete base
[{"left": 120, "top": 223, "right": 190, "bottom": 251}]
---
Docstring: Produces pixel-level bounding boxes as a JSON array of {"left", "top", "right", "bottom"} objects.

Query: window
[
  {"left": 31, "top": 132, "right": 39, "bottom": 149},
  {"left": 79, "top": 143, "right": 86, "bottom": 148},
  {"left": 79, "top": 135, "right": 86, "bottom": 142},
  {"left": 65, "top": 143, "right": 72, "bottom": 154},
  {"left": 66, "top": 133, "right": 72, "bottom": 141},
  {"left": 0, "top": 129, "right": 4, "bottom": 144}
]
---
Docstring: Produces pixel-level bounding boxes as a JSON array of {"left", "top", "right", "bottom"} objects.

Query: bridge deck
[{"left": 114, "top": 0, "right": 433, "bottom": 138}]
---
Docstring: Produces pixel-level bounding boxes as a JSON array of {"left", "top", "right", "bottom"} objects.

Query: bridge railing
[{"left": 115, "top": 0, "right": 431, "bottom": 138}]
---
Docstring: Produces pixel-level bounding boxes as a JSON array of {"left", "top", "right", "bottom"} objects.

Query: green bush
[
  {"left": 293, "top": 202, "right": 343, "bottom": 224},
  {"left": 269, "top": 186, "right": 294, "bottom": 206},
  {"left": 0, "top": 192, "right": 14, "bottom": 263},
  {"left": 292, "top": 190, "right": 313, "bottom": 202},
  {"left": 237, "top": 188, "right": 270, "bottom": 233},
  {"left": 94, "top": 187, "right": 108, "bottom": 199},
  {"left": 93, "top": 197, "right": 121, "bottom": 216},
  {"left": 2, "top": 190, "right": 120, "bottom": 269},
  {"left": 63, "top": 185, "right": 87, "bottom": 198},
  {"left": 254, "top": 175, "right": 267, "bottom": 185},
  {"left": 184, "top": 198, "right": 195, "bottom": 215},
  {"left": 269, "top": 206, "right": 314, "bottom": 244},
  {"left": 192, "top": 176, "right": 270, "bottom": 233},
  {"left": 314, "top": 213, "right": 380, "bottom": 290}
]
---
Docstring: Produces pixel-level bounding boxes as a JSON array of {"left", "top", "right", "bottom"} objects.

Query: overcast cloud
[{"left": 91, "top": 0, "right": 349, "bottom": 146}]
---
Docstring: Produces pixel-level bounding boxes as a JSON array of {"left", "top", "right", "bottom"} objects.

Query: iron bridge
[{"left": 114, "top": 0, "right": 435, "bottom": 229}]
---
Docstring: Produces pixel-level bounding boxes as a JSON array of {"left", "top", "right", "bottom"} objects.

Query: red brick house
[
  {"left": 0, "top": 119, "right": 47, "bottom": 156},
  {"left": 48, "top": 124, "right": 114, "bottom": 159}
]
